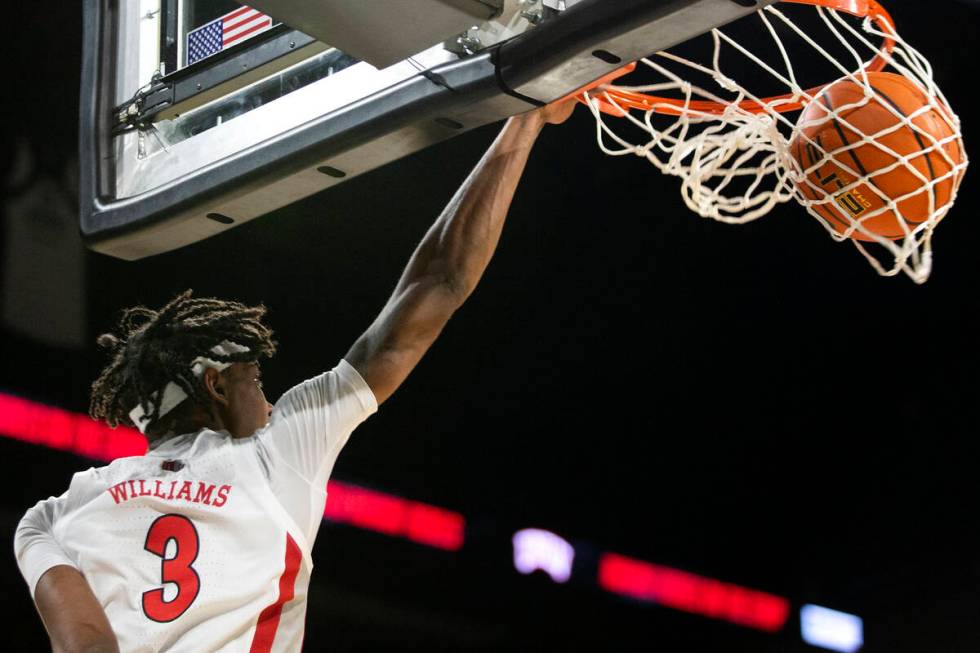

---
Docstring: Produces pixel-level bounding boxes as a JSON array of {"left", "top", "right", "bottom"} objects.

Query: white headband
[{"left": 128, "top": 341, "right": 251, "bottom": 434}]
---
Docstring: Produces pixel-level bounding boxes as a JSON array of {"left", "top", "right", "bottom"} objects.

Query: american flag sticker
[{"left": 186, "top": 5, "right": 275, "bottom": 65}]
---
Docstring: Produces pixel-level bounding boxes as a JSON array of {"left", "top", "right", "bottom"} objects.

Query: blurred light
[
  {"left": 800, "top": 604, "right": 863, "bottom": 653},
  {"left": 0, "top": 392, "right": 465, "bottom": 551},
  {"left": 512, "top": 528, "right": 575, "bottom": 583},
  {"left": 325, "top": 480, "right": 465, "bottom": 551},
  {"left": 598, "top": 552, "right": 790, "bottom": 632},
  {"left": 0, "top": 391, "right": 145, "bottom": 461}
]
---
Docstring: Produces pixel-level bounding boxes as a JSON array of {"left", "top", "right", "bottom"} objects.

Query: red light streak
[
  {"left": 598, "top": 552, "right": 790, "bottom": 632},
  {"left": 0, "top": 392, "right": 145, "bottom": 460},
  {"left": 324, "top": 481, "right": 465, "bottom": 551}
]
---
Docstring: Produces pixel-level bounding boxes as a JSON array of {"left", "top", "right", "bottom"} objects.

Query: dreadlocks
[{"left": 89, "top": 290, "right": 277, "bottom": 435}]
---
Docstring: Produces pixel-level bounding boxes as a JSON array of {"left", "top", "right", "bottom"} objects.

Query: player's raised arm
[{"left": 345, "top": 101, "right": 574, "bottom": 405}]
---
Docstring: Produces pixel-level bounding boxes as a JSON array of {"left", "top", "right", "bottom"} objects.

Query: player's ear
[{"left": 202, "top": 367, "right": 229, "bottom": 406}]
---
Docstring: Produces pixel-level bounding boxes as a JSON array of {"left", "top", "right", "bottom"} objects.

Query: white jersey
[{"left": 14, "top": 360, "right": 377, "bottom": 653}]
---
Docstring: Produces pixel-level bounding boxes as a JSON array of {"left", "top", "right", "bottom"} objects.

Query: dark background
[{"left": 1, "top": 1, "right": 978, "bottom": 651}]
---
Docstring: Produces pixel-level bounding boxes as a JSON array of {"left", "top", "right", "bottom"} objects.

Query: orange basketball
[{"left": 790, "top": 71, "right": 964, "bottom": 241}]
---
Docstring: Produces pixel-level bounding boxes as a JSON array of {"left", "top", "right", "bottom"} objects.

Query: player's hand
[{"left": 537, "top": 98, "right": 577, "bottom": 125}]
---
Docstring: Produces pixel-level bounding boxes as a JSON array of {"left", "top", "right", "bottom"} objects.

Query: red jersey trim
[{"left": 249, "top": 534, "right": 303, "bottom": 653}]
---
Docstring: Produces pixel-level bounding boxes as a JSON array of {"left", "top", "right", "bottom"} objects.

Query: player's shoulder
[
  {"left": 66, "top": 454, "right": 147, "bottom": 491},
  {"left": 270, "top": 361, "right": 375, "bottom": 417},
  {"left": 52, "top": 458, "right": 130, "bottom": 509}
]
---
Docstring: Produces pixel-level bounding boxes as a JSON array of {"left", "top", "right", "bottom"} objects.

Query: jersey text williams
[{"left": 107, "top": 479, "right": 232, "bottom": 507}]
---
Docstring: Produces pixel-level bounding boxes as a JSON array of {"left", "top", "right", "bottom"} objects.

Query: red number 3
[{"left": 142, "top": 514, "right": 201, "bottom": 622}]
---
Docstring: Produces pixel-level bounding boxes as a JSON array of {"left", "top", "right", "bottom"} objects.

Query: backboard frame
[{"left": 80, "top": 0, "right": 776, "bottom": 260}]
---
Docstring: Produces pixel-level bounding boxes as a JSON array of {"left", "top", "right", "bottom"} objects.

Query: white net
[{"left": 581, "top": 0, "right": 967, "bottom": 283}]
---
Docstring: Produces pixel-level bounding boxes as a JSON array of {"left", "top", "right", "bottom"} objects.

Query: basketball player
[{"left": 14, "top": 100, "right": 575, "bottom": 653}]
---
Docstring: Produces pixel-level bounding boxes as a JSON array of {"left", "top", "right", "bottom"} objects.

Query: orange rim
[{"left": 578, "top": 0, "right": 897, "bottom": 117}]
